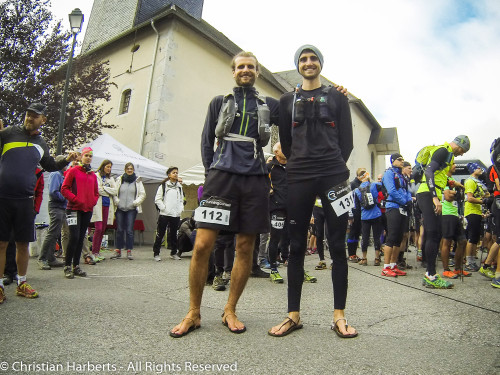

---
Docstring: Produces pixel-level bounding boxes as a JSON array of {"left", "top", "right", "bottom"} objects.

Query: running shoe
[
  {"left": 453, "top": 269, "right": 471, "bottom": 277},
  {"left": 391, "top": 266, "right": 407, "bottom": 276},
  {"left": 212, "top": 275, "right": 226, "bottom": 291},
  {"left": 310, "top": 248, "right": 317, "bottom": 254},
  {"left": 0, "top": 285, "right": 5, "bottom": 304},
  {"left": 491, "top": 277, "right": 500, "bottom": 288},
  {"left": 222, "top": 271, "right": 231, "bottom": 285},
  {"left": 93, "top": 253, "right": 106, "bottom": 262},
  {"left": 16, "top": 281, "right": 39, "bottom": 298},
  {"left": 270, "top": 270, "right": 284, "bottom": 283},
  {"left": 250, "top": 268, "right": 269, "bottom": 278},
  {"left": 348, "top": 255, "right": 360, "bottom": 263},
  {"left": 72, "top": 266, "right": 87, "bottom": 277},
  {"left": 127, "top": 250, "right": 134, "bottom": 260},
  {"left": 304, "top": 271, "right": 317, "bottom": 283},
  {"left": 315, "top": 261, "right": 327, "bottom": 270},
  {"left": 259, "top": 259, "right": 271, "bottom": 269},
  {"left": 170, "top": 253, "right": 181, "bottom": 260},
  {"left": 154, "top": 255, "right": 161, "bottom": 262},
  {"left": 84, "top": 255, "right": 96, "bottom": 265},
  {"left": 381, "top": 267, "right": 397, "bottom": 277},
  {"left": 374, "top": 258, "right": 381, "bottom": 266},
  {"left": 422, "top": 274, "right": 453, "bottom": 289},
  {"left": 64, "top": 266, "right": 74, "bottom": 279},
  {"left": 464, "top": 262, "right": 480, "bottom": 272},
  {"left": 416, "top": 250, "right": 423, "bottom": 262},
  {"left": 48, "top": 260, "right": 64, "bottom": 268},
  {"left": 479, "top": 266, "right": 495, "bottom": 279},
  {"left": 442, "top": 270, "right": 459, "bottom": 279},
  {"left": 37, "top": 260, "right": 51, "bottom": 270},
  {"left": 110, "top": 250, "right": 122, "bottom": 259}
]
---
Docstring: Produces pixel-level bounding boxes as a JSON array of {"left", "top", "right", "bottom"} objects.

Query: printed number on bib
[
  {"left": 399, "top": 207, "right": 408, "bottom": 216},
  {"left": 271, "top": 214, "right": 285, "bottom": 229},
  {"left": 67, "top": 212, "right": 77, "bottom": 226},
  {"left": 195, "top": 196, "right": 231, "bottom": 226},
  {"left": 325, "top": 181, "right": 354, "bottom": 216}
]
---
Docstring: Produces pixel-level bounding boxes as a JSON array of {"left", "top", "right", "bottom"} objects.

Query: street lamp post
[{"left": 56, "top": 8, "right": 84, "bottom": 155}]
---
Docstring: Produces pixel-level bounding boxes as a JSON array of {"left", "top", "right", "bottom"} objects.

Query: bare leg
[
  {"left": 170, "top": 228, "right": 218, "bottom": 336},
  {"left": 454, "top": 240, "right": 466, "bottom": 269},
  {"left": 0, "top": 241, "right": 7, "bottom": 277},
  {"left": 15, "top": 242, "right": 29, "bottom": 277},
  {"left": 441, "top": 238, "right": 452, "bottom": 270},
  {"left": 485, "top": 243, "right": 499, "bottom": 265},
  {"left": 384, "top": 245, "right": 393, "bottom": 265},
  {"left": 223, "top": 233, "right": 255, "bottom": 331}
]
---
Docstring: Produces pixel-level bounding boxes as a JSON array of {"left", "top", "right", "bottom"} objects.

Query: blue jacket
[
  {"left": 48, "top": 170, "right": 67, "bottom": 209},
  {"left": 354, "top": 181, "right": 382, "bottom": 220},
  {"left": 382, "top": 167, "right": 411, "bottom": 210}
]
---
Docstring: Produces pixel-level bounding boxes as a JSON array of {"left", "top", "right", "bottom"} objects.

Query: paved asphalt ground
[{"left": 1, "top": 245, "right": 499, "bottom": 375}]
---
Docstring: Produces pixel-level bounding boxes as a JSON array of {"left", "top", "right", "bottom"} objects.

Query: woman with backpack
[{"left": 353, "top": 171, "right": 384, "bottom": 266}]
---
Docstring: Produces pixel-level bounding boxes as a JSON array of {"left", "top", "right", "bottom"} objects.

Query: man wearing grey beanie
[{"left": 269, "top": 45, "right": 358, "bottom": 338}]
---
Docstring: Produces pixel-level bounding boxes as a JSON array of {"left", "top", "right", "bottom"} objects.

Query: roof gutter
[{"left": 139, "top": 19, "right": 160, "bottom": 154}]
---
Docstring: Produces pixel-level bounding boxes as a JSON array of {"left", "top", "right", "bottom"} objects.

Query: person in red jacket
[{"left": 61, "top": 147, "right": 99, "bottom": 279}]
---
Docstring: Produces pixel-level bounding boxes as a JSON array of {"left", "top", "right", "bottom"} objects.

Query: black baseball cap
[{"left": 26, "top": 102, "right": 47, "bottom": 115}]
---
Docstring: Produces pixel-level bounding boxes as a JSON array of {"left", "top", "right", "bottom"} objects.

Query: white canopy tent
[{"left": 87, "top": 133, "right": 167, "bottom": 183}]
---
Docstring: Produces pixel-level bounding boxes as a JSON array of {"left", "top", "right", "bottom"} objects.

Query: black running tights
[{"left": 287, "top": 175, "right": 349, "bottom": 311}]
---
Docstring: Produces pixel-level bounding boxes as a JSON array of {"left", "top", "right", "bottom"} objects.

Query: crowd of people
[{"left": 0, "top": 46, "right": 498, "bottom": 342}]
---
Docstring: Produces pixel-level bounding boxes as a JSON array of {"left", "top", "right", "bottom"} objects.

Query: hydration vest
[
  {"left": 292, "top": 85, "right": 336, "bottom": 131},
  {"left": 359, "top": 183, "right": 376, "bottom": 209},
  {"left": 215, "top": 93, "right": 271, "bottom": 149},
  {"left": 417, "top": 142, "right": 454, "bottom": 198}
]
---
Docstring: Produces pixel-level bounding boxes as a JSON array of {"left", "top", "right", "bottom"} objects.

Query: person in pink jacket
[{"left": 61, "top": 147, "right": 99, "bottom": 279}]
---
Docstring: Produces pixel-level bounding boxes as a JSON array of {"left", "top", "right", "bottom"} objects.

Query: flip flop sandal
[
  {"left": 268, "top": 317, "right": 303, "bottom": 337},
  {"left": 222, "top": 311, "right": 246, "bottom": 334},
  {"left": 331, "top": 318, "right": 358, "bottom": 339},
  {"left": 169, "top": 316, "right": 201, "bottom": 338},
  {"left": 374, "top": 258, "right": 381, "bottom": 266}
]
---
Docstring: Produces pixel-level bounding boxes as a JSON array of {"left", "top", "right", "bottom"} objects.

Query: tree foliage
[{"left": 0, "top": 0, "right": 116, "bottom": 153}]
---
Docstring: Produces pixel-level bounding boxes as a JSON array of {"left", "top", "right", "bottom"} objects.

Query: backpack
[
  {"left": 155, "top": 181, "right": 184, "bottom": 212},
  {"left": 487, "top": 164, "right": 500, "bottom": 193},
  {"left": 359, "top": 183, "right": 376, "bottom": 209},
  {"left": 490, "top": 137, "right": 500, "bottom": 166},
  {"left": 411, "top": 145, "right": 437, "bottom": 183}
]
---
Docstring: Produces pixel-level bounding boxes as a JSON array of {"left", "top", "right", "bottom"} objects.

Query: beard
[{"left": 235, "top": 73, "right": 256, "bottom": 87}]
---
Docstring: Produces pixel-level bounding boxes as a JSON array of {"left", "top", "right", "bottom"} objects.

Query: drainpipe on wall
[{"left": 139, "top": 19, "right": 160, "bottom": 155}]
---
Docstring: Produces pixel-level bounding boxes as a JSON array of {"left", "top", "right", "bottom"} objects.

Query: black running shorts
[
  {"left": 385, "top": 207, "right": 406, "bottom": 247},
  {"left": 0, "top": 198, "right": 36, "bottom": 242},
  {"left": 465, "top": 213, "right": 482, "bottom": 244},
  {"left": 196, "top": 169, "right": 270, "bottom": 234},
  {"left": 441, "top": 215, "right": 466, "bottom": 242}
]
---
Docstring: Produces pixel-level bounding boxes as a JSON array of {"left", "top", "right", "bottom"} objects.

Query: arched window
[{"left": 119, "top": 89, "right": 131, "bottom": 114}]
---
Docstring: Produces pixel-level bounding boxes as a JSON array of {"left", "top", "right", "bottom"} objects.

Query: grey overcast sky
[{"left": 50, "top": 0, "right": 500, "bottom": 166}]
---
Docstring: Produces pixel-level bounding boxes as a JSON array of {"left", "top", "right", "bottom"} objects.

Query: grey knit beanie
[{"left": 294, "top": 44, "right": 324, "bottom": 71}]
